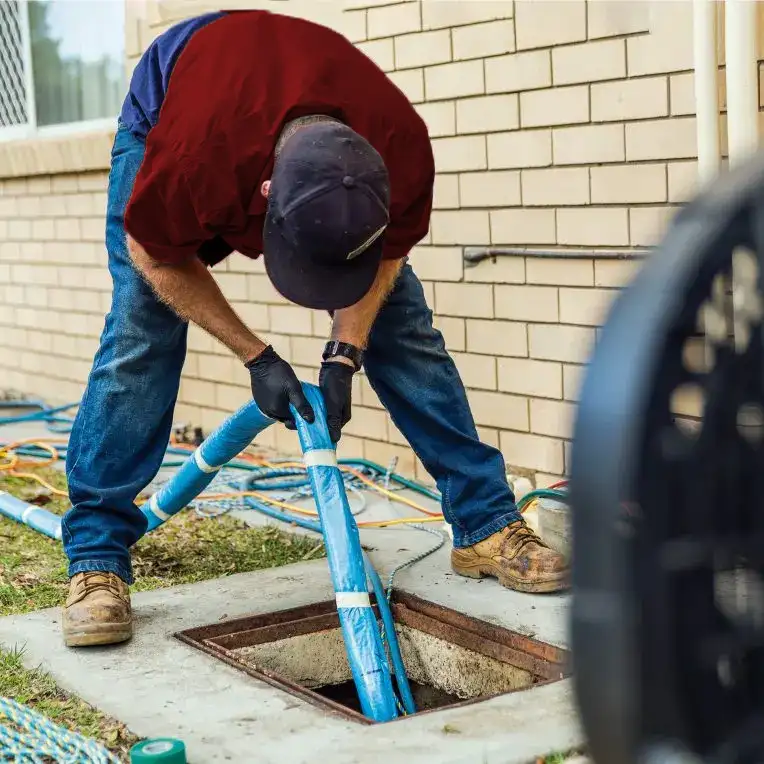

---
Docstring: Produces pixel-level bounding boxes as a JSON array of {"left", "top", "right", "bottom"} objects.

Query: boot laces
[
  {"left": 78, "top": 572, "right": 124, "bottom": 599},
  {"left": 500, "top": 521, "right": 544, "bottom": 554}
]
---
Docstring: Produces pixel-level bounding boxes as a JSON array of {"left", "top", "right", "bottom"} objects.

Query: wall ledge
[{"left": 0, "top": 128, "right": 115, "bottom": 179}]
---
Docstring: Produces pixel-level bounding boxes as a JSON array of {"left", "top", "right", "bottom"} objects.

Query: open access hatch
[{"left": 175, "top": 591, "right": 571, "bottom": 724}]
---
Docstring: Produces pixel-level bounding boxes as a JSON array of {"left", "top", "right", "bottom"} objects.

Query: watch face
[{"left": 323, "top": 342, "right": 362, "bottom": 369}]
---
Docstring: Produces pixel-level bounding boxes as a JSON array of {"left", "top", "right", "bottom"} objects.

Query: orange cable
[{"left": 3, "top": 437, "right": 445, "bottom": 524}]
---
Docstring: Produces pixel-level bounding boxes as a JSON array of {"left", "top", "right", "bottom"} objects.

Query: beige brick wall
[
  {"left": 0, "top": 173, "right": 111, "bottom": 404},
  {"left": 0, "top": 0, "right": 751, "bottom": 487}
]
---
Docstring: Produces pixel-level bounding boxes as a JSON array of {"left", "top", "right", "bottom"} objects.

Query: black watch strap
[{"left": 322, "top": 341, "right": 364, "bottom": 371}]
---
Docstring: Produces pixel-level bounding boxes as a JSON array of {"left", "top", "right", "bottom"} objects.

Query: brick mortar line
[
  {"left": 436, "top": 158, "right": 697, "bottom": 174},
  {"left": 0, "top": 186, "right": 108, "bottom": 199}
]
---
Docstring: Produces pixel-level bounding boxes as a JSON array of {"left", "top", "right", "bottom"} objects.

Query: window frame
[{"left": 0, "top": 0, "right": 123, "bottom": 142}]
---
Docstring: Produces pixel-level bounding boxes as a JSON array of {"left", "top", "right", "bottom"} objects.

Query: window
[
  {"left": 0, "top": 1, "right": 29, "bottom": 130},
  {"left": 0, "top": 0, "right": 125, "bottom": 138}
]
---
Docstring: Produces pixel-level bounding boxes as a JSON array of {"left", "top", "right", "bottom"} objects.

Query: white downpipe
[
  {"left": 724, "top": 0, "right": 759, "bottom": 354},
  {"left": 693, "top": 0, "right": 722, "bottom": 366},
  {"left": 692, "top": 0, "right": 721, "bottom": 184},
  {"left": 724, "top": 0, "right": 759, "bottom": 167}
]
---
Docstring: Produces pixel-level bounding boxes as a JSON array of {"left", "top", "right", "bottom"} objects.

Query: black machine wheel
[{"left": 570, "top": 154, "right": 764, "bottom": 764}]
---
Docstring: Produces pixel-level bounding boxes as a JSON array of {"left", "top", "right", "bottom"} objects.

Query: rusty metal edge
[
  {"left": 183, "top": 592, "right": 567, "bottom": 664},
  {"left": 392, "top": 591, "right": 570, "bottom": 666},
  {"left": 213, "top": 611, "right": 342, "bottom": 650},
  {"left": 392, "top": 604, "right": 566, "bottom": 682},
  {"left": 178, "top": 599, "right": 337, "bottom": 644},
  {"left": 211, "top": 607, "right": 377, "bottom": 651},
  {"left": 174, "top": 631, "right": 373, "bottom": 726}
]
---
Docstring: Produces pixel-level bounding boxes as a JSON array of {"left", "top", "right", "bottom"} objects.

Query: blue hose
[
  {"left": 142, "top": 402, "right": 273, "bottom": 531},
  {"left": 0, "top": 400, "right": 76, "bottom": 433},
  {"left": 363, "top": 554, "right": 417, "bottom": 715},
  {"left": 243, "top": 495, "right": 321, "bottom": 532},
  {"left": 0, "top": 491, "right": 61, "bottom": 540},
  {"left": 290, "top": 386, "right": 399, "bottom": 721},
  {"left": 241, "top": 494, "right": 418, "bottom": 715}
]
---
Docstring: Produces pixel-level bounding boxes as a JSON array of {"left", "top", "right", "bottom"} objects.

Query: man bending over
[{"left": 61, "top": 9, "right": 568, "bottom": 648}]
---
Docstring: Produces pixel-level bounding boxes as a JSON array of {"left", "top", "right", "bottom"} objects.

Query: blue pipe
[
  {"left": 241, "top": 495, "right": 416, "bottom": 715},
  {"left": 0, "top": 491, "right": 61, "bottom": 540},
  {"left": 140, "top": 388, "right": 402, "bottom": 720},
  {"left": 290, "top": 386, "right": 399, "bottom": 721},
  {"left": 141, "top": 402, "right": 273, "bottom": 531}
]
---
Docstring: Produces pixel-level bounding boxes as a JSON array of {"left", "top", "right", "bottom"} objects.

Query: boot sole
[
  {"left": 64, "top": 622, "right": 132, "bottom": 648},
  {"left": 451, "top": 555, "right": 570, "bottom": 594}
]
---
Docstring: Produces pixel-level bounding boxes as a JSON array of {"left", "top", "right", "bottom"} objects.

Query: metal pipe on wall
[
  {"left": 692, "top": 0, "right": 722, "bottom": 184},
  {"left": 463, "top": 247, "right": 651, "bottom": 266}
]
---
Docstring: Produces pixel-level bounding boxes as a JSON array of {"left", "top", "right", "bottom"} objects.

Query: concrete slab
[{"left": 0, "top": 549, "right": 579, "bottom": 764}]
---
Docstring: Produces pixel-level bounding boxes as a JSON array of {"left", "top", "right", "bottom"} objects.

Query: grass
[
  {"left": 537, "top": 749, "right": 587, "bottom": 763},
  {"left": 0, "top": 465, "right": 325, "bottom": 760},
  {"left": 0, "top": 647, "right": 138, "bottom": 759}
]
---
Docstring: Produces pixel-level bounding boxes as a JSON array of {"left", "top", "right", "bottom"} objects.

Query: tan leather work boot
[
  {"left": 451, "top": 520, "right": 569, "bottom": 593},
  {"left": 62, "top": 572, "right": 132, "bottom": 647}
]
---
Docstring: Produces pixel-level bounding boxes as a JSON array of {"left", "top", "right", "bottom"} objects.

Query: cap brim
[{"left": 262, "top": 212, "right": 383, "bottom": 311}]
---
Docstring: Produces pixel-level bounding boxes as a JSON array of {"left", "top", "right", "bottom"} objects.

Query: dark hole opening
[{"left": 315, "top": 678, "right": 464, "bottom": 714}]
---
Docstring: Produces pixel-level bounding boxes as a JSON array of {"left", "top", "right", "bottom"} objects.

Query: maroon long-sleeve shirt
[{"left": 122, "top": 10, "right": 435, "bottom": 269}]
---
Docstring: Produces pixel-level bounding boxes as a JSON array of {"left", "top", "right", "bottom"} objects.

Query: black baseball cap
[{"left": 262, "top": 121, "right": 391, "bottom": 311}]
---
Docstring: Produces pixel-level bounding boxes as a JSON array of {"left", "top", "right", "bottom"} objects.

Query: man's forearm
[
  {"left": 331, "top": 258, "right": 403, "bottom": 348},
  {"left": 127, "top": 235, "right": 267, "bottom": 363}
]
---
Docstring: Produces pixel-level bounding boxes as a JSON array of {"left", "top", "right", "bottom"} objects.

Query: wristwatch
[{"left": 322, "top": 340, "right": 364, "bottom": 371}]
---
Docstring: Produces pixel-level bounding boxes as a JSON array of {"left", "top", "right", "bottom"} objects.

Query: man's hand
[
  {"left": 319, "top": 358, "right": 355, "bottom": 442},
  {"left": 319, "top": 259, "right": 401, "bottom": 442},
  {"left": 246, "top": 346, "right": 314, "bottom": 427},
  {"left": 331, "top": 258, "right": 403, "bottom": 348}
]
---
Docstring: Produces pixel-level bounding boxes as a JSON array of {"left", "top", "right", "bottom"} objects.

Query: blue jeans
[{"left": 62, "top": 122, "right": 521, "bottom": 584}]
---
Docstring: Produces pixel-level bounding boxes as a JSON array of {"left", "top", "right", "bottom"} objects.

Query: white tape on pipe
[
  {"left": 335, "top": 591, "right": 372, "bottom": 608},
  {"left": 193, "top": 448, "right": 220, "bottom": 474},
  {"left": 149, "top": 495, "right": 170, "bottom": 521},
  {"left": 303, "top": 449, "right": 338, "bottom": 468},
  {"left": 21, "top": 506, "right": 35, "bottom": 523}
]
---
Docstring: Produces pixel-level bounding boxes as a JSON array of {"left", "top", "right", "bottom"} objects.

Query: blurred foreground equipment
[{"left": 570, "top": 154, "right": 764, "bottom": 764}]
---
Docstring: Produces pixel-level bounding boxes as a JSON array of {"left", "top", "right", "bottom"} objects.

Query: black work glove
[
  {"left": 246, "top": 346, "right": 314, "bottom": 428},
  {"left": 319, "top": 360, "right": 355, "bottom": 443}
]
